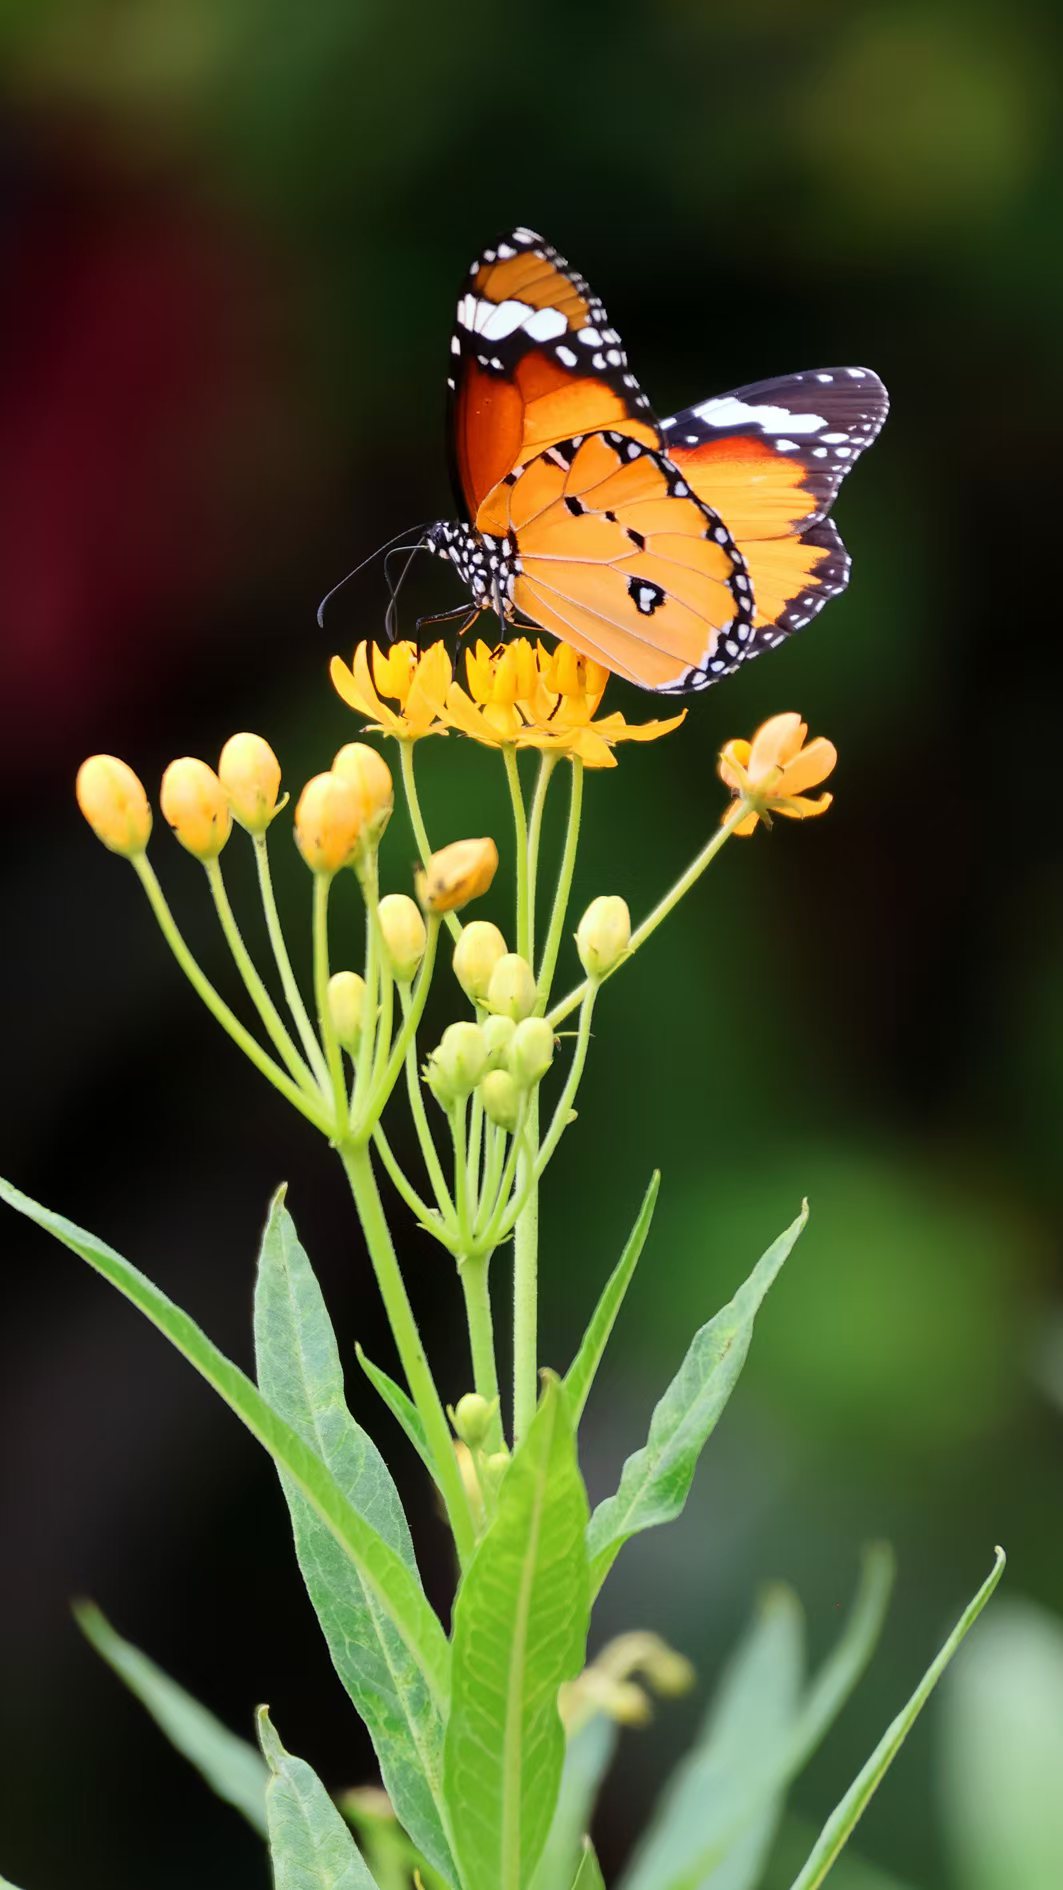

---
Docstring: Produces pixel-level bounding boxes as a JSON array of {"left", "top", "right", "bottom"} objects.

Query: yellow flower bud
[
  {"left": 486, "top": 952, "right": 536, "bottom": 1022},
  {"left": 328, "top": 970, "right": 366, "bottom": 1052},
  {"left": 509, "top": 1017, "right": 554, "bottom": 1089},
  {"left": 452, "top": 920, "right": 508, "bottom": 1003},
  {"left": 606, "top": 1681, "right": 653, "bottom": 1727},
  {"left": 452, "top": 1392, "right": 494, "bottom": 1449},
  {"left": 160, "top": 757, "right": 232, "bottom": 860},
  {"left": 377, "top": 893, "right": 427, "bottom": 982},
  {"left": 75, "top": 755, "right": 152, "bottom": 858},
  {"left": 431, "top": 1020, "right": 488, "bottom": 1097},
  {"left": 332, "top": 742, "right": 394, "bottom": 845},
  {"left": 481, "top": 1068, "right": 521, "bottom": 1133},
  {"left": 416, "top": 837, "right": 498, "bottom": 914},
  {"left": 294, "top": 772, "right": 363, "bottom": 874},
  {"left": 482, "top": 1014, "right": 516, "bottom": 1070},
  {"left": 218, "top": 733, "right": 283, "bottom": 834},
  {"left": 576, "top": 895, "right": 631, "bottom": 978}
]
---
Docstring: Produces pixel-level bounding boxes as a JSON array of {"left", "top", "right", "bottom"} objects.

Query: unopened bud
[
  {"left": 481, "top": 1068, "right": 520, "bottom": 1133},
  {"left": 481, "top": 1449, "right": 511, "bottom": 1491},
  {"left": 482, "top": 1014, "right": 516, "bottom": 1070},
  {"left": 452, "top": 1393, "right": 493, "bottom": 1449},
  {"left": 576, "top": 895, "right": 631, "bottom": 978},
  {"left": 645, "top": 1646, "right": 697, "bottom": 1697},
  {"left": 509, "top": 1017, "right": 554, "bottom": 1088},
  {"left": 332, "top": 742, "right": 394, "bottom": 846},
  {"left": 607, "top": 1681, "right": 653, "bottom": 1727},
  {"left": 432, "top": 1021, "right": 488, "bottom": 1098},
  {"left": 453, "top": 920, "right": 508, "bottom": 1003},
  {"left": 294, "top": 772, "right": 363, "bottom": 874},
  {"left": 416, "top": 837, "right": 498, "bottom": 914},
  {"left": 160, "top": 757, "right": 232, "bottom": 860},
  {"left": 486, "top": 952, "right": 536, "bottom": 1022},
  {"left": 377, "top": 893, "right": 426, "bottom": 982},
  {"left": 328, "top": 971, "right": 366, "bottom": 1052},
  {"left": 218, "top": 733, "right": 283, "bottom": 834},
  {"left": 76, "top": 755, "right": 152, "bottom": 858}
]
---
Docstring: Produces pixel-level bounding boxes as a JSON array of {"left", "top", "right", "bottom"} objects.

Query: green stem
[
  {"left": 459, "top": 1255, "right": 504, "bottom": 1449},
  {"left": 359, "top": 916, "right": 440, "bottom": 1133},
  {"left": 204, "top": 856, "right": 316, "bottom": 1094},
  {"left": 312, "top": 873, "right": 349, "bottom": 1133},
  {"left": 536, "top": 758, "right": 583, "bottom": 1011},
  {"left": 497, "top": 987, "right": 597, "bottom": 1242},
  {"left": 475, "top": 1098, "right": 530, "bottom": 1253},
  {"left": 450, "top": 1102, "right": 472, "bottom": 1244},
  {"left": 525, "top": 751, "right": 558, "bottom": 964},
  {"left": 341, "top": 1142, "right": 476, "bottom": 1565},
  {"left": 398, "top": 986, "right": 455, "bottom": 1220},
  {"left": 371, "top": 964, "right": 395, "bottom": 1097},
  {"left": 372, "top": 1123, "right": 455, "bottom": 1250},
  {"left": 252, "top": 832, "right": 331, "bottom": 1088},
  {"left": 511, "top": 1091, "right": 540, "bottom": 1445},
  {"left": 351, "top": 855, "right": 381, "bottom": 1126},
  {"left": 503, "top": 746, "right": 530, "bottom": 961},
  {"left": 399, "top": 740, "right": 461, "bottom": 941},
  {"left": 473, "top": 1122, "right": 506, "bottom": 1240},
  {"left": 132, "top": 857, "right": 330, "bottom": 1133},
  {"left": 547, "top": 796, "right": 750, "bottom": 1029}
]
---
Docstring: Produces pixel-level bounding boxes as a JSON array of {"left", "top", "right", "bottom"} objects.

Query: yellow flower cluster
[
  {"left": 330, "top": 637, "right": 685, "bottom": 767},
  {"left": 718, "top": 713, "right": 837, "bottom": 834}
]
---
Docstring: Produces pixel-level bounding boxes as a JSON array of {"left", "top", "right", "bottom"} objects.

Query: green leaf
[
  {"left": 0, "top": 1177, "right": 450, "bottom": 1713},
  {"left": 620, "top": 1586, "right": 805, "bottom": 1890},
  {"left": 444, "top": 1376, "right": 591, "bottom": 1890},
  {"left": 572, "top": 1843, "right": 607, "bottom": 1890},
  {"left": 356, "top": 1342, "right": 441, "bottom": 1491},
  {"left": 254, "top": 1196, "right": 455, "bottom": 1885},
  {"left": 0, "top": 1873, "right": 27, "bottom": 1888},
  {"left": 530, "top": 1713, "right": 618, "bottom": 1890},
  {"left": 74, "top": 1601, "right": 268, "bottom": 1836},
  {"left": 939, "top": 1596, "right": 1063, "bottom": 1890},
  {"left": 619, "top": 1546, "right": 894, "bottom": 1890},
  {"left": 786, "top": 1548, "right": 1006, "bottom": 1890},
  {"left": 587, "top": 1205, "right": 807, "bottom": 1595},
  {"left": 564, "top": 1172, "right": 660, "bottom": 1427},
  {"left": 258, "top": 1707, "right": 381, "bottom": 1889}
]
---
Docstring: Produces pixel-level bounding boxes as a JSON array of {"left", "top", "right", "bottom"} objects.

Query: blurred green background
[{"left": 2, "top": 1, "right": 1062, "bottom": 1885}]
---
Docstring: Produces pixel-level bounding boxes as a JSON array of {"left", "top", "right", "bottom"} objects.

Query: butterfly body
[{"left": 424, "top": 228, "right": 888, "bottom": 694}]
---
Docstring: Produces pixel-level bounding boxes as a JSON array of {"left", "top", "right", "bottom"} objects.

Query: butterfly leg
[{"left": 412, "top": 604, "right": 481, "bottom": 651}]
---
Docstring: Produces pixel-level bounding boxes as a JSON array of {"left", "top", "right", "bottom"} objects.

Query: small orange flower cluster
[{"left": 718, "top": 713, "right": 837, "bottom": 835}]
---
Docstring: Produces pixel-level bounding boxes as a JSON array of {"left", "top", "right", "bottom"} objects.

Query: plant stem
[
  {"left": 503, "top": 746, "right": 531, "bottom": 961},
  {"left": 399, "top": 994, "right": 455, "bottom": 1220},
  {"left": 312, "top": 873, "right": 349, "bottom": 1133},
  {"left": 511, "top": 1089, "right": 540, "bottom": 1445},
  {"left": 459, "top": 1254, "right": 504, "bottom": 1449},
  {"left": 204, "top": 856, "right": 317, "bottom": 1094},
  {"left": 252, "top": 833, "right": 331, "bottom": 1088},
  {"left": 132, "top": 856, "right": 331, "bottom": 1133},
  {"left": 399, "top": 740, "right": 461, "bottom": 940},
  {"left": 360, "top": 917, "right": 440, "bottom": 1134},
  {"left": 498, "top": 986, "right": 597, "bottom": 1240},
  {"left": 350, "top": 855, "right": 381, "bottom": 1126},
  {"left": 536, "top": 758, "right": 583, "bottom": 1010},
  {"left": 547, "top": 796, "right": 750, "bottom": 1029},
  {"left": 450, "top": 1101, "right": 471, "bottom": 1244},
  {"left": 372, "top": 1123, "right": 455, "bottom": 1249},
  {"left": 525, "top": 751, "right": 558, "bottom": 964},
  {"left": 341, "top": 1142, "right": 476, "bottom": 1566}
]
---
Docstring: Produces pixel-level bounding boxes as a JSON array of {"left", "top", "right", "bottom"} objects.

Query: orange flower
[
  {"left": 718, "top": 713, "right": 836, "bottom": 835},
  {"left": 443, "top": 638, "right": 685, "bottom": 767},
  {"left": 330, "top": 641, "right": 451, "bottom": 740}
]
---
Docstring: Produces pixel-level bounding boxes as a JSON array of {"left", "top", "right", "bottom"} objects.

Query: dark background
[{"left": 2, "top": 3, "right": 1061, "bottom": 1886}]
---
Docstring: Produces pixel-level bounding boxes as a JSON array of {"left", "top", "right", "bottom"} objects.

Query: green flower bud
[
  {"left": 482, "top": 1014, "right": 516, "bottom": 1070},
  {"left": 509, "top": 1017, "right": 554, "bottom": 1089},
  {"left": 576, "top": 895, "right": 631, "bottom": 978},
  {"left": 452, "top": 920, "right": 508, "bottom": 1003},
  {"left": 328, "top": 971, "right": 366, "bottom": 1052},
  {"left": 481, "top": 1068, "right": 521, "bottom": 1133},
  {"left": 377, "top": 893, "right": 427, "bottom": 982},
  {"left": 452, "top": 1392, "right": 494, "bottom": 1449},
  {"left": 481, "top": 1449, "right": 511, "bottom": 1492},
  {"left": 486, "top": 951, "right": 536, "bottom": 1021},
  {"left": 423, "top": 1055, "right": 455, "bottom": 1111},
  {"left": 433, "top": 1021, "right": 488, "bottom": 1098}
]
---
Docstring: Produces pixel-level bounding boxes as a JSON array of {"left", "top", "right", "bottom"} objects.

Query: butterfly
[{"left": 417, "top": 226, "right": 888, "bottom": 694}]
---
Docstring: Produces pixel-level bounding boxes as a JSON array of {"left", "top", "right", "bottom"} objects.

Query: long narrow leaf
[
  {"left": 443, "top": 1376, "right": 591, "bottom": 1890},
  {"left": 587, "top": 1205, "right": 807, "bottom": 1596},
  {"left": 75, "top": 1602, "right": 268, "bottom": 1835},
  {"left": 356, "top": 1342, "right": 441, "bottom": 1491},
  {"left": 787, "top": 1549, "right": 1006, "bottom": 1890},
  {"left": 255, "top": 1197, "right": 455, "bottom": 1883},
  {"left": 0, "top": 1178, "right": 450, "bottom": 1711},
  {"left": 564, "top": 1173, "right": 660, "bottom": 1427},
  {"left": 259, "top": 1708, "right": 381, "bottom": 1889},
  {"left": 530, "top": 1713, "right": 618, "bottom": 1890},
  {"left": 572, "top": 1844, "right": 607, "bottom": 1890}
]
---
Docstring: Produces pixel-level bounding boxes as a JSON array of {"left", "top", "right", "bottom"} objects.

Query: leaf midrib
[{"left": 501, "top": 1395, "right": 556, "bottom": 1890}]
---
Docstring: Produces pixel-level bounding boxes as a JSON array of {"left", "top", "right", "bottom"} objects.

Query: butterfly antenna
[
  {"left": 383, "top": 543, "right": 429, "bottom": 644},
  {"left": 316, "top": 522, "right": 432, "bottom": 628}
]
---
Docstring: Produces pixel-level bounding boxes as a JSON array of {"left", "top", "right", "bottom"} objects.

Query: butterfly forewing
[{"left": 447, "top": 227, "right": 659, "bottom": 518}]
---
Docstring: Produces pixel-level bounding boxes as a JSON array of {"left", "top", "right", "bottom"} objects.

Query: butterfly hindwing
[
  {"left": 477, "top": 432, "right": 755, "bottom": 692},
  {"left": 447, "top": 227, "right": 659, "bottom": 519}
]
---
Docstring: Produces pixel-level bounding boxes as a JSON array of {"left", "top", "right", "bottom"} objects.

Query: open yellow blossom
[
  {"left": 718, "top": 713, "right": 837, "bottom": 835},
  {"left": 442, "top": 638, "right": 685, "bottom": 768},
  {"left": 330, "top": 641, "right": 451, "bottom": 741}
]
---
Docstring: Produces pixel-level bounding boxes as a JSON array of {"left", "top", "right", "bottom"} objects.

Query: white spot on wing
[
  {"left": 692, "top": 395, "right": 826, "bottom": 435},
  {"left": 523, "top": 305, "right": 568, "bottom": 341}
]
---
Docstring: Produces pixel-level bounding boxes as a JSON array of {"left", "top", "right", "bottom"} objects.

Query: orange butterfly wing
[
  {"left": 663, "top": 368, "right": 889, "bottom": 655},
  {"left": 447, "top": 228, "right": 659, "bottom": 517},
  {"left": 476, "top": 432, "right": 754, "bottom": 692}
]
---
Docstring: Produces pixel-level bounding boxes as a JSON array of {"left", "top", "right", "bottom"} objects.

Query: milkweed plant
[{"left": 0, "top": 635, "right": 1003, "bottom": 1890}]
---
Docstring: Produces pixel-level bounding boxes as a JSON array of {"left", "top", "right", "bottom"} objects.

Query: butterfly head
[{"left": 424, "top": 519, "right": 520, "bottom": 620}]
